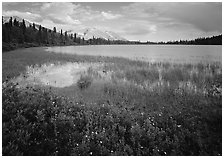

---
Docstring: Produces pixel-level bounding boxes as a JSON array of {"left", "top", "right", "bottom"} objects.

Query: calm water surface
[{"left": 46, "top": 45, "right": 222, "bottom": 63}]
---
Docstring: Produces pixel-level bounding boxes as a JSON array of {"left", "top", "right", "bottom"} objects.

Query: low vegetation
[
  {"left": 2, "top": 48, "right": 222, "bottom": 156},
  {"left": 77, "top": 75, "right": 93, "bottom": 90}
]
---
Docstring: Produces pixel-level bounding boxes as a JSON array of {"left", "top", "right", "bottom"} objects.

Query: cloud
[
  {"left": 165, "top": 3, "right": 222, "bottom": 32},
  {"left": 39, "top": 2, "right": 122, "bottom": 26},
  {"left": 123, "top": 23, "right": 157, "bottom": 35},
  {"left": 122, "top": 2, "right": 222, "bottom": 33},
  {"left": 3, "top": 10, "right": 41, "bottom": 22},
  {"left": 39, "top": 18, "right": 85, "bottom": 33},
  {"left": 40, "top": 2, "right": 81, "bottom": 25},
  {"left": 101, "top": 11, "right": 122, "bottom": 20},
  {"left": 2, "top": 2, "right": 221, "bottom": 41}
]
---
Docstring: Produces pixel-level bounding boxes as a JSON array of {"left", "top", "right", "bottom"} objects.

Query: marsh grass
[
  {"left": 2, "top": 47, "right": 222, "bottom": 156},
  {"left": 77, "top": 75, "right": 93, "bottom": 90}
]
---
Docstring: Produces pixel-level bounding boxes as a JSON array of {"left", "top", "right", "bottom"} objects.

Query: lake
[{"left": 46, "top": 45, "right": 222, "bottom": 64}]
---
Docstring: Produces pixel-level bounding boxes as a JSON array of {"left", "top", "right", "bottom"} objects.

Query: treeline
[
  {"left": 143, "top": 35, "right": 222, "bottom": 45},
  {"left": 2, "top": 17, "right": 129, "bottom": 52},
  {"left": 2, "top": 16, "right": 222, "bottom": 52},
  {"left": 2, "top": 17, "right": 80, "bottom": 51}
]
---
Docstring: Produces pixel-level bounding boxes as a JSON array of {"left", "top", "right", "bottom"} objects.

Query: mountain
[
  {"left": 77, "top": 27, "right": 127, "bottom": 41},
  {"left": 105, "top": 31, "right": 127, "bottom": 41}
]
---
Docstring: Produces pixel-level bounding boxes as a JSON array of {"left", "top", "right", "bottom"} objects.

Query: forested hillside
[
  {"left": 154, "top": 35, "right": 222, "bottom": 45},
  {"left": 2, "top": 16, "right": 129, "bottom": 52},
  {"left": 2, "top": 16, "right": 80, "bottom": 51}
]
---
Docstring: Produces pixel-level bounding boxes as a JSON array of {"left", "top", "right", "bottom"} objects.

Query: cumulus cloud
[
  {"left": 38, "top": 2, "right": 122, "bottom": 25},
  {"left": 40, "top": 2, "right": 81, "bottom": 25},
  {"left": 2, "top": 2, "right": 221, "bottom": 41},
  {"left": 101, "top": 11, "right": 122, "bottom": 20},
  {"left": 39, "top": 19, "right": 84, "bottom": 33},
  {"left": 3, "top": 10, "right": 41, "bottom": 22}
]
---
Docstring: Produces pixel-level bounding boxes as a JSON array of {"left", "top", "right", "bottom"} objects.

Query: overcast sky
[{"left": 2, "top": 2, "right": 222, "bottom": 42}]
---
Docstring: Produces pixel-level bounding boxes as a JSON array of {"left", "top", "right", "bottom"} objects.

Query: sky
[{"left": 2, "top": 2, "right": 222, "bottom": 42}]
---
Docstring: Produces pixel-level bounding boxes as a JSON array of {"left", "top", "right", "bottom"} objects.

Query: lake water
[{"left": 46, "top": 45, "right": 222, "bottom": 64}]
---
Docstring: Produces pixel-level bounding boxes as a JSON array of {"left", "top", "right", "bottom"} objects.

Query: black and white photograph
[{"left": 2, "top": 1, "right": 222, "bottom": 156}]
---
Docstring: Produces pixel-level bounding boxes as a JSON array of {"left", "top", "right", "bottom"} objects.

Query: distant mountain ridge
[
  {"left": 77, "top": 27, "right": 127, "bottom": 41},
  {"left": 3, "top": 16, "right": 127, "bottom": 41}
]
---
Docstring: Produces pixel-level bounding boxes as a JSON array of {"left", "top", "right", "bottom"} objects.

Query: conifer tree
[
  {"left": 22, "top": 19, "right": 26, "bottom": 35},
  {"left": 53, "top": 27, "right": 56, "bottom": 33},
  {"left": 65, "top": 31, "right": 67, "bottom": 41},
  {"left": 74, "top": 33, "right": 77, "bottom": 42},
  {"left": 13, "top": 18, "right": 19, "bottom": 27},
  {"left": 9, "top": 17, "right": 13, "bottom": 28},
  {"left": 83, "top": 37, "right": 85, "bottom": 45},
  {"left": 60, "top": 29, "right": 63, "bottom": 44},
  {"left": 32, "top": 23, "right": 35, "bottom": 30},
  {"left": 38, "top": 25, "right": 42, "bottom": 44}
]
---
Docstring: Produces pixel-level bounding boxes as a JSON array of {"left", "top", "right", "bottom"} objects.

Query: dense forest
[
  {"left": 2, "top": 16, "right": 222, "bottom": 52},
  {"left": 144, "top": 35, "right": 222, "bottom": 45}
]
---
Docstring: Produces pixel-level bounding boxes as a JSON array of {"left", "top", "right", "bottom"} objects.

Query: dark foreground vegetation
[
  {"left": 3, "top": 80, "right": 221, "bottom": 156},
  {"left": 2, "top": 47, "right": 222, "bottom": 156}
]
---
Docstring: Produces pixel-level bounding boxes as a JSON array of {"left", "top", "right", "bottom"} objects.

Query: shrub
[
  {"left": 121, "top": 68, "right": 159, "bottom": 84},
  {"left": 2, "top": 81, "right": 222, "bottom": 156},
  {"left": 162, "top": 67, "right": 190, "bottom": 83},
  {"left": 77, "top": 75, "right": 93, "bottom": 90}
]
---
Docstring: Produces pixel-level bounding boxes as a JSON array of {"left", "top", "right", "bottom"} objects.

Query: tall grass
[
  {"left": 2, "top": 47, "right": 222, "bottom": 156},
  {"left": 3, "top": 78, "right": 221, "bottom": 155}
]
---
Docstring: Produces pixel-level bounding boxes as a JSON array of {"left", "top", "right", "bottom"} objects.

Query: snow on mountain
[
  {"left": 105, "top": 31, "right": 127, "bottom": 41},
  {"left": 78, "top": 27, "right": 127, "bottom": 41}
]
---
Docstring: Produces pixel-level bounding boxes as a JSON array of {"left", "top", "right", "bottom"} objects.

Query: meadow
[{"left": 2, "top": 47, "right": 222, "bottom": 155}]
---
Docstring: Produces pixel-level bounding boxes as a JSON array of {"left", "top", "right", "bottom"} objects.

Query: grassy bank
[{"left": 2, "top": 48, "right": 222, "bottom": 156}]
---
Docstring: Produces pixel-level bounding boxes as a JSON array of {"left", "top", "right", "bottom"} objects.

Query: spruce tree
[
  {"left": 38, "top": 25, "right": 42, "bottom": 44},
  {"left": 82, "top": 37, "right": 85, "bottom": 45},
  {"left": 32, "top": 23, "right": 35, "bottom": 30},
  {"left": 53, "top": 27, "right": 56, "bottom": 33},
  {"left": 65, "top": 31, "right": 67, "bottom": 41},
  {"left": 60, "top": 29, "right": 63, "bottom": 44},
  {"left": 9, "top": 17, "right": 13, "bottom": 28},
  {"left": 13, "top": 18, "right": 19, "bottom": 27},
  {"left": 74, "top": 33, "right": 77, "bottom": 42},
  {"left": 22, "top": 19, "right": 26, "bottom": 35}
]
